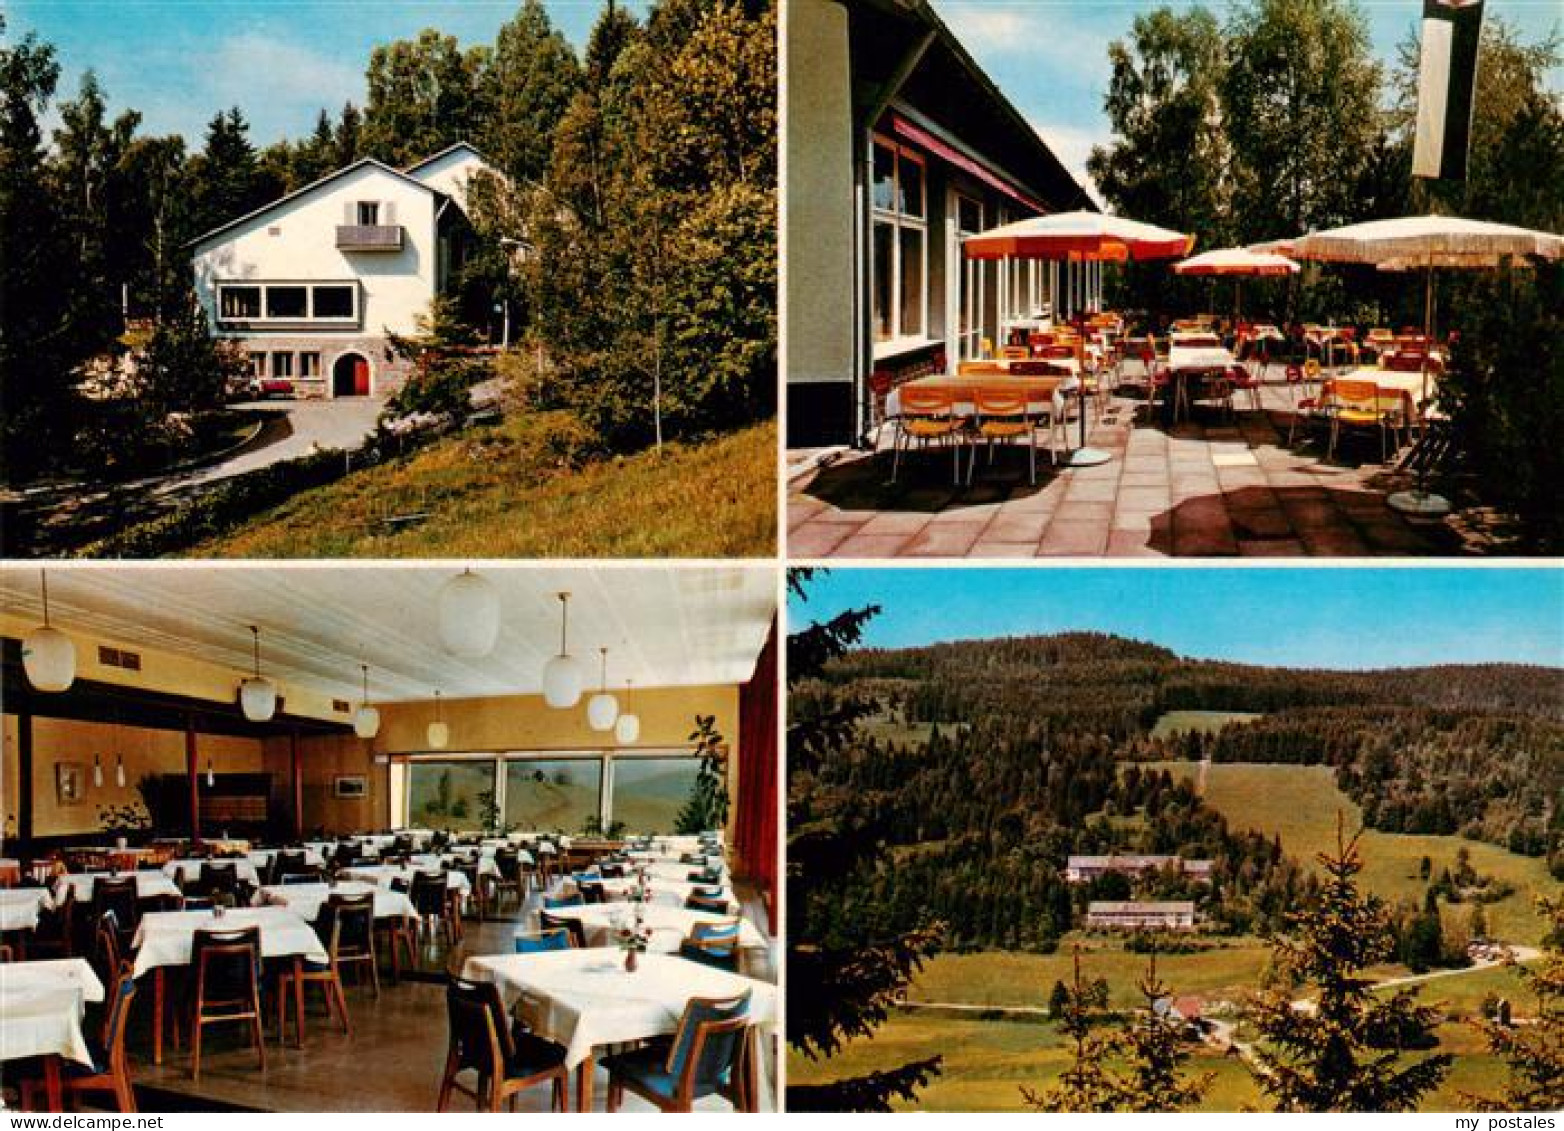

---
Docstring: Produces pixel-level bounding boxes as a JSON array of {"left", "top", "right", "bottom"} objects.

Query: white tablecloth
[
  {"left": 542, "top": 902, "right": 765, "bottom": 953},
  {"left": 131, "top": 907, "right": 327, "bottom": 978},
  {"left": 257, "top": 881, "right": 414, "bottom": 923},
  {"left": 633, "top": 861, "right": 727, "bottom": 884},
  {"left": 412, "top": 852, "right": 506, "bottom": 879},
  {"left": 340, "top": 865, "right": 471, "bottom": 896},
  {"left": 592, "top": 877, "right": 736, "bottom": 912},
  {"left": 54, "top": 871, "right": 183, "bottom": 905},
  {"left": 461, "top": 950, "right": 776, "bottom": 1070},
  {"left": 0, "top": 888, "right": 55, "bottom": 933},
  {"left": 247, "top": 848, "right": 327, "bottom": 871},
  {"left": 162, "top": 858, "right": 261, "bottom": 887},
  {"left": 0, "top": 959, "right": 105, "bottom": 1066},
  {"left": 1167, "top": 345, "right": 1236, "bottom": 372}
]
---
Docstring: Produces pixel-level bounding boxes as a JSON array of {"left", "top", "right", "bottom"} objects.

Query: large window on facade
[
  {"left": 870, "top": 137, "right": 927, "bottom": 346},
  {"left": 407, "top": 760, "right": 493, "bottom": 832},
  {"left": 220, "top": 286, "right": 261, "bottom": 319},
  {"left": 265, "top": 286, "right": 307, "bottom": 319},
  {"left": 215, "top": 282, "right": 357, "bottom": 324},
  {"left": 610, "top": 757, "right": 702, "bottom": 835},
  {"left": 956, "top": 193, "right": 985, "bottom": 360},
  {"left": 504, "top": 758, "right": 603, "bottom": 834},
  {"left": 312, "top": 286, "right": 355, "bottom": 319}
]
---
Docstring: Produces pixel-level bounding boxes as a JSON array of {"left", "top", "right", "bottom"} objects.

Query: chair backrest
[
  {"left": 685, "top": 893, "right": 729, "bottom": 914},
  {"left": 514, "top": 927, "right": 573, "bottom": 953},
  {"left": 199, "top": 861, "right": 238, "bottom": 894},
  {"left": 663, "top": 991, "right": 752, "bottom": 1099},
  {"left": 1006, "top": 359, "right": 1068, "bottom": 377},
  {"left": 192, "top": 925, "right": 262, "bottom": 1004},
  {"left": 94, "top": 909, "right": 123, "bottom": 979},
  {"left": 494, "top": 849, "right": 522, "bottom": 882},
  {"left": 444, "top": 977, "right": 512, "bottom": 1078},
  {"left": 409, "top": 871, "right": 449, "bottom": 916},
  {"left": 972, "top": 388, "right": 1029, "bottom": 418},
  {"left": 100, "top": 963, "right": 138, "bottom": 1071},
  {"left": 1332, "top": 379, "right": 1382, "bottom": 411},
  {"left": 999, "top": 345, "right": 1030, "bottom": 359},
  {"left": 537, "top": 910, "right": 587, "bottom": 949},
  {"left": 598, "top": 862, "right": 626, "bottom": 879},
  {"left": 92, "top": 875, "right": 139, "bottom": 930},
  {"left": 680, "top": 918, "right": 743, "bottom": 971},
  {"left": 543, "top": 892, "right": 583, "bottom": 910},
  {"left": 323, "top": 892, "right": 375, "bottom": 955},
  {"left": 899, "top": 385, "right": 953, "bottom": 416},
  {"left": 280, "top": 868, "right": 322, "bottom": 885},
  {"left": 577, "top": 879, "right": 607, "bottom": 905}
]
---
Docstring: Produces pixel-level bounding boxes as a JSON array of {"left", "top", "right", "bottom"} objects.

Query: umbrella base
[
  {"left": 1065, "top": 447, "right": 1113, "bottom": 468},
  {"left": 1387, "top": 489, "right": 1452, "bottom": 517}
]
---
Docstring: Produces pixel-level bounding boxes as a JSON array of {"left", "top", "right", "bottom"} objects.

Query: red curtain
[{"left": 733, "top": 617, "right": 778, "bottom": 929}]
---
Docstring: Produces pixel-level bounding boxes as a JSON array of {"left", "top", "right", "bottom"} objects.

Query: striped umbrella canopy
[
  {"left": 963, "top": 210, "right": 1194, "bottom": 262},
  {"left": 1173, "top": 248, "right": 1300, "bottom": 276},
  {"left": 1291, "top": 214, "right": 1563, "bottom": 265}
]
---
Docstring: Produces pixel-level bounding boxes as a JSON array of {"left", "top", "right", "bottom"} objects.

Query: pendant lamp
[
  {"left": 238, "top": 625, "right": 278, "bottom": 722},
  {"left": 614, "top": 679, "right": 640, "bottom": 744},
  {"left": 22, "top": 570, "right": 75, "bottom": 693},
  {"left": 427, "top": 690, "right": 449, "bottom": 749},
  {"left": 354, "top": 664, "right": 381, "bottom": 739},
  {"left": 438, "top": 569, "right": 499, "bottom": 658},
  {"left": 587, "top": 647, "right": 619, "bottom": 731},
  {"left": 542, "top": 592, "right": 583, "bottom": 708}
]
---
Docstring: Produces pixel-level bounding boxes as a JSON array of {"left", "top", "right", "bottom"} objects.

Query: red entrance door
[{"left": 352, "top": 356, "right": 369, "bottom": 396}]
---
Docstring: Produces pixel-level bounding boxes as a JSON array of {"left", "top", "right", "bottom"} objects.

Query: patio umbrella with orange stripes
[{"left": 1173, "top": 247, "right": 1300, "bottom": 318}]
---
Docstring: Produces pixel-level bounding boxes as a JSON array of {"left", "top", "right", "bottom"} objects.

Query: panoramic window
[
  {"left": 406, "top": 760, "right": 493, "bottom": 832},
  {"left": 311, "top": 285, "right": 355, "bottom": 319},
  {"left": 610, "top": 757, "right": 701, "bottom": 835},
  {"left": 264, "top": 286, "right": 307, "bottom": 319},
  {"left": 219, "top": 286, "right": 261, "bottom": 319},
  {"left": 503, "top": 758, "right": 602, "bottom": 835},
  {"left": 870, "top": 137, "right": 927, "bottom": 345}
]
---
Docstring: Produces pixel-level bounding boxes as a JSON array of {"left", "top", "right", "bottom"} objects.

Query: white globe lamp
[
  {"left": 22, "top": 572, "right": 75, "bottom": 693},
  {"left": 586, "top": 647, "right": 619, "bottom": 732},
  {"left": 238, "top": 625, "right": 277, "bottom": 722},
  {"left": 542, "top": 593, "right": 583, "bottom": 708},
  {"left": 438, "top": 570, "right": 499, "bottom": 658}
]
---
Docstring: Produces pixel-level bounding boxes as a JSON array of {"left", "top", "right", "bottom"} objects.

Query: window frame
[
  {"left": 214, "top": 281, "right": 361, "bottom": 327},
  {"left": 870, "top": 135, "right": 929, "bottom": 350}
]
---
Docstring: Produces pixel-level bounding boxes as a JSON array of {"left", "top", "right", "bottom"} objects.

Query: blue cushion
[{"left": 602, "top": 1045, "right": 730, "bottom": 1102}]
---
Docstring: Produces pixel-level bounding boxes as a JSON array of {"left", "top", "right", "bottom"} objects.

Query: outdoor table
[
  {"left": 53, "top": 871, "right": 183, "bottom": 905},
  {"left": 0, "top": 887, "right": 55, "bottom": 933},
  {"left": 0, "top": 958, "right": 105, "bottom": 1111},
  {"left": 461, "top": 949, "right": 776, "bottom": 1112},
  {"left": 885, "top": 369, "right": 1070, "bottom": 420},
  {"left": 539, "top": 901, "right": 766, "bottom": 953},
  {"left": 1166, "top": 344, "right": 1238, "bottom": 422},
  {"left": 1334, "top": 367, "right": 1435, "bottom": 412},
  {"left": 132, "top": 906, "right": 328, "bottom": 1064},
  {"left": 256, "top": 880, "right": 415, "bottom": 924},
  {"left": 592, "top": 876, "right": 737, "bottom": 912},
  {"left": 340, "top": 864, "right": 472, "bottom": 897},
  {"left": 162, "top": 857, "right": 261, "bottom": 888}
]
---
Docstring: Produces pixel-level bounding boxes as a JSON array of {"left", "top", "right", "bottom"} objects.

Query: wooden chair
[
  {"left": 603, "top": 991, "right": 754, "bottom": 1113},
  {"left": 685, "top": 893, "right": 730, "bottom": 915},
  {"left": 436, "top": 977, "right": 569, "bottom": 1112},
  {"left": 188, "top": 925, "right": 265, "bottom": 1079},
  {"left": 410, "top": 871, "right": 459, "bottom": 947},
  {"left": 966, "top": 387, "right": 1042, "bottom": 486},
  {"left": 21, "top": 962, "right": 139, "bottom": 1112},
  {"left": 514, "top": 928, "right": 574, "bottom": 954},
  {"left": 537, "top": 910, "right": 588, "bottom": 950},
  {"left": 890, "top": 385, "right": 963, "bottom": 486},
  {"left": 90, "top": 876, "right": 139, "bottom": 953},
  {"left": 491, "top": 849, "right": 523, "bottom": 917},
  {"left": 678, "top": 918, "right": 743, "bottom": 973},
  {"left": 277, "top": 892, "right": 374, "bottom": 1045},
  {"left": 92, "top": 910, "right": 124, "bottom": 987}
]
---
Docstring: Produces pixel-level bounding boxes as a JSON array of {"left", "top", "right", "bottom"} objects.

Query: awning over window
[{"left": 890, "top": 113, "right": 1046, "bottom": 216}]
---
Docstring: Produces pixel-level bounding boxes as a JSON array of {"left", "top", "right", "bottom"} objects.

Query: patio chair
[
  {"left": 187, "top": 925, "right": 265, "bottom": 1079},
  {"left": 678, "top": 918, "right": 743, "bottom": 973},
  {"left": 966, "top": 388, "right": 1042, "bottom": 486},
  {"left": 1327, "top": 379, "right": 1399, "bottom": 464},
  {"left": 20, "top": 962, "right": 139, "bottom": 1113},
  {"left": 890, "top": 385, "right": 964, "bottom": 486},
  {"left": 1225, "top": 363, "right": 1262, "bottom": 413},
  {"left": 514, "top": 928, "right": 574, "bottom": 953},
  {"left": 436, "top": 977, "right": 569, "bottom": 1112},
  {"left": 537, "top": 910, "right": 588, "bottom": 950},
  {"left": 603, "top": 991, "right": 754, "bottom": 1113}
]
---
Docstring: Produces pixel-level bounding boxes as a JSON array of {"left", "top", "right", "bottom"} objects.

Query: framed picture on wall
[
  {"left": 333, "top": 775, "right": 368, "bottom": 799},
  {"left": 55, "top": 762, "right": 86, "bottom": 805}
]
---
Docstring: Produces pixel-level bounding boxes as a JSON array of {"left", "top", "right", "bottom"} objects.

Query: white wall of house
[{"left": 408, "top": 145, "right": 490, "bottom": 212}]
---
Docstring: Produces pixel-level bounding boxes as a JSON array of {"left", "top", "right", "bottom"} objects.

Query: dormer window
[{"left": 357, "top": 201, "right": 380, "bottom": 226}]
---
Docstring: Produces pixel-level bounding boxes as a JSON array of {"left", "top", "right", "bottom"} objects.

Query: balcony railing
[{"left": 336, "top": 224, "right": 404, "bottom": 251}]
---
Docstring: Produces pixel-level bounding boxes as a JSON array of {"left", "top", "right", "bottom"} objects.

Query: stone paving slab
[{"left": 787, "top": 381, "right": 1446, "bottom": 559}]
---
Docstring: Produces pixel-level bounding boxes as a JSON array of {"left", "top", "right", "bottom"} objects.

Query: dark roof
[{"left": 847, "top": 0, "right": 1095, "bottom": 213}]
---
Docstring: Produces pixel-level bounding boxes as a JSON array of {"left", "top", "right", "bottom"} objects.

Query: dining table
[
  {"left": 131, "top": 906, "right": 328, "bottom": 1064},
  {"left": 162, "top": 857, "right": 263, "bottom": 888},
  {"left": 340, "top": 864, "right": 473, "bottom": 899},
  {"left": 1165, "top": 343, "right": 1239, "bottom": 422},
  {"left": 538, "top": 901, "right": 766, "bottom": 953},
  {"left": 0, "top": 887, "right": 55, "bottom": 934},
  {"left": 461, "top": 949, "right": 776, "bottom": 1111},
  {"left": 592, "top": 876, "right": 737, "bottom": 912},
  {"left": 0, "top": 958, "right": 105, "bottom": 1111},
  {"left": 246, "top": 847, "right": 328, "bottom": 872},
  {"left": 255, "top": 880, "right": 416, "bottom": 924},
  {"left": 53, "top": 870, "right": 184, "bottom": 905}
]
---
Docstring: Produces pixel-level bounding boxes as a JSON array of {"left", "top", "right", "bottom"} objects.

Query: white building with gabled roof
[{"left": 189, "top": 142, "right": 496, "bottom": 399}]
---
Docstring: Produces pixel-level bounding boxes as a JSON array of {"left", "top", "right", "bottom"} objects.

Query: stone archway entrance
[{"left": 332, "top": 352, "right": 370, "bottom": 397}]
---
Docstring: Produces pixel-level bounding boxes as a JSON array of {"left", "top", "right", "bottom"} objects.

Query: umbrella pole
[
  {"left": 1064, "top": 252, "right": 1111, "bottom": 467},
  {"left": 1389, "top": 262, "right": 1451, "bottom": 517}
]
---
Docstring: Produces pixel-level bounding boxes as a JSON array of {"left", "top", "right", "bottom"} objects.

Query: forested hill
[{"left": 796, "top": 632, "right": 1562, "bottom": 869}]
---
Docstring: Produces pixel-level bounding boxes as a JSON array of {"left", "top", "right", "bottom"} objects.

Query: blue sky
[
  {"left": 935, "top": 0, "right": 1563, "bottom": 193},
  {"left": 790, "top": 568, "right": 1564, "bottom": 670},
  {"left": 5, "top": 1, "right": 647, "bottom": 146}
]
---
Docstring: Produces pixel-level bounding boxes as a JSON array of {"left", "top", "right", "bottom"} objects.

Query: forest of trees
[
  {"left": 0, "top": 0, "right": 775, "bottom": 482},
  {"left": 811, "top": 633, "right": 1564, "bottom": 878}
]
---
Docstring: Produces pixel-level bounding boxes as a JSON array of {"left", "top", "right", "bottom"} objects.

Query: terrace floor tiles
[
  {"left": 832, "top": 532, "right": 919, "bottom": 558},
  {"left": 902, "top": 521, "right": 989, "bottom": 557},
  {"left": 786, "top": 521, "right": 858, "bottom": 558},
  {"left": 1037, "top": 519, "right": 1111, "bottom": 557},
  {"left": 968, "top": 539, "right": 1046, "bottom": 558},
  {"left": 982, "top": 509, "right": 1056, "bottom": 544}
]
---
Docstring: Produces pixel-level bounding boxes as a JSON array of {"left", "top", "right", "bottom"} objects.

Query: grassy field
[
  {"left": 785, "top": 1011, "right": 1505, "bottom": 1112},
  {"left": 1152, "top": 761, "right": 1555, "bottom": 945},
  {"left": 1148, "top": 710, "right": 1263, "bottom": 739},
  {"left": 189, "top": 414, "right": 777, "bottom": 558}
]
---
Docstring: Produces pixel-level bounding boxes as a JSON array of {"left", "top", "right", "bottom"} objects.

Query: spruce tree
[
  {"left": 1023, "top": 949, "right": 1125, "bottom": 1112},
  {"left": 786, "top": 569, "right": 941, "bottom": 1112},
  {"left": 1247, "top": 819, "right": 1452, "bottom": 1111},
  {"left": 1469, "top": 897, "right": 1564, "bottom": 1110}
]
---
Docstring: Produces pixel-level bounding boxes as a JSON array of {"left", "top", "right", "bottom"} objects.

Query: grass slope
[
  {"left": 1153, "top": 761, "right": 1555, "bottom": 945},
  {"left": 189, "top": 414, "right": 777, "bottom": 558},
  {"left": 1148, "top": 710, "right": 1263, "bottom": 738}
]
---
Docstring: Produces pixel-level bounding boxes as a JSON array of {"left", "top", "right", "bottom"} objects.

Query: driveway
[{"left": 159, "top": 396, "right": 384, "bottom": 492}]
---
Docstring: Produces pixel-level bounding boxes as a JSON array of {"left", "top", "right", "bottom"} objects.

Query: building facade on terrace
[
  {"left": 1065, "top": 855, "right": 1215, "bottom": 884},
  {"left": 188, "top": 143, "right": 495, "bottom": 400}
]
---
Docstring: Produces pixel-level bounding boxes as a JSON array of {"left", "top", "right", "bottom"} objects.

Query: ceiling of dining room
[{"left": 0, "top": 565, "right": 777, "bottom": 705}]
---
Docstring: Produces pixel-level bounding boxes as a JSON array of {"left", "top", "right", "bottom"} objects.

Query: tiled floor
[
  {"left": 79, "top": 886, "right": 777, "bottom": 1113},
  {"left": 788, "top": 381, "right": 1447, "bottom": 558}
]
